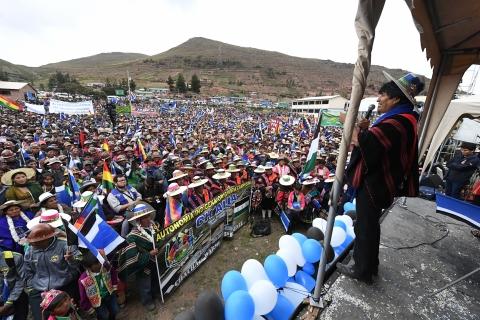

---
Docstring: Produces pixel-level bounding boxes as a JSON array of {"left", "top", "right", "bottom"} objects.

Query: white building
[{"left": 290, "top": 95, "right": 348, "bottom": 115}]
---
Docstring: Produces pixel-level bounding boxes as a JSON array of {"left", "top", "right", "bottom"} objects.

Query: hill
[
  {"left": 0, "top": 59, "right": 38, "bottom": 82},
  {"left": 2, "top": 38, "right": 427, "bottom": 99}
]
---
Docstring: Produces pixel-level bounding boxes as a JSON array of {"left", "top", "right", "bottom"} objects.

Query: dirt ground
[{"left": 117, "top": 217, "right": 286, "bottom": 320}]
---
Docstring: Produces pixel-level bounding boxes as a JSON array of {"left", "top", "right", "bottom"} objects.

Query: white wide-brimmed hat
[
  {"left": 212, "top": 169, "right": 231, "bottom": 180},
  {"left": 1, "top": 168, "right": 36, "bottom": 186},
  {"left": 188, "top": 176, "right": 209, "bottom": 189},
  {"left": 168, "top": 170, "right": 188, "bottom": 182},
  {"left": 279, "top": 175, "right": 295, "bottom": 186},
  {"left": 27, "top": 209, "right": 71, "bottom": 229},
  {"left": 165, "top": 183, "right": 187, "bottom": 197},
  {"left": 128, "top": 203, "right": 156, "bottom": 222},
  {"left": 72, "top": 191, "right": 94, "bottom": 208}
]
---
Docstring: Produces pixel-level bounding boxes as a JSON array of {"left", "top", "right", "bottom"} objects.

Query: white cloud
[{"left": 0, "top": 0, "right": 432, "bottom": 77}]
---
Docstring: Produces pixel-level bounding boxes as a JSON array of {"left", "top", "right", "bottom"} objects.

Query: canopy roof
[{"left": 409, "top": 0, "right": 480, "bottom": 158}]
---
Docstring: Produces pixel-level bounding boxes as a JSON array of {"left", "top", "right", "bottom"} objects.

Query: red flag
[{"left": 79, "top": 130, "right": 87, "bottom": 149}]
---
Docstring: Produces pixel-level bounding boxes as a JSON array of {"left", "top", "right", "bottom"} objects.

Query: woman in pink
[{"left": 315, "top": 159, "right": 330, "bottom": 180}]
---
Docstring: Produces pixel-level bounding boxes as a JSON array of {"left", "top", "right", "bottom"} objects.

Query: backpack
[{"left": 250, "top": 219, "right": 271, "bottom": 238}]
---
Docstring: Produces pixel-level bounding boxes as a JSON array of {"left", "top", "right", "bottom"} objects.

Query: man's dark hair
[
  {"left": 379, "top": 81, "right": 412, "bottom": 105},
  {"left": 81, "top": 250, "right": 99, "bottom": 268},
  {"left": 114, "top": 174, "right": 126, "bottom": 183}
]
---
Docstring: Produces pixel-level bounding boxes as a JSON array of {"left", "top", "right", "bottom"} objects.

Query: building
[
  {"left": 0, "top": 81, "right": 37, "bottom": 101},
  {"left": 290, "top": 95, "right": 348, "bottom": 115}
]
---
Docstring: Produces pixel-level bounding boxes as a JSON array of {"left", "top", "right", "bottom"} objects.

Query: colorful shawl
[{"left": 164, "top": 196, "right": 183, "bottom": 227}]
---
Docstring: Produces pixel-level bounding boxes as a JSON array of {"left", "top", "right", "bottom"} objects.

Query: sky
[{"left": 1, "top": 0, "right": 478, "bottom": 92}]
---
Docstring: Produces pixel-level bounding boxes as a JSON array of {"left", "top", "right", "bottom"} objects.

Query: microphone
[{"left": 365, "top": 104, "right": 375, "bottom": 120}]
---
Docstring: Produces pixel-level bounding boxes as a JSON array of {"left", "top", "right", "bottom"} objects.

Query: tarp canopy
[
  {"left": 407, "top": 0, "right": 480, "bottom": 159},
  {"left": 421, "top": 97, "right": 480, "bottom": 173}
]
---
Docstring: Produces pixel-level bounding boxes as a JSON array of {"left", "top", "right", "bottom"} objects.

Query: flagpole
[{"left": 151, "top": 228, "right": 165, "bottom": 304}]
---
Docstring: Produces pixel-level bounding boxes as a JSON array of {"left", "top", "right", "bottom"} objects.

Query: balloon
[
  {"left": 346, "top": 226, "right": 356, "bottom": 239},
  {"left": 294, "top": 270, "right": 316, "bottom": 292},
  {"left": 292, "top": 202, "right": 301, "bottom": 210},
  {"left": 225, "top": 290, "right": 255, "bottom": 320},
  {"left": 353, "top": 198, "right": 356, "bottom": 205},
  {"left": 312, "top": 218, "right": 327, "bottom": 232},
  {"left": 221, "top": 270, "right": 248, "bottom": 300},
  {"left": 264, "top": 255, "right": 289, "bottom": 288},
  {"left": 174, "top": 309, "right": 195, "bottom": 320},
  {"left": 337, "top": 215, "right": 353, "bottom": 227},
  {"left": 306, "top": 226, "right": 324, "bottom": 241},
  {"left": 320, "top": 240, "right": 335, "bottom": 264},
  {"left": 241, "top": 259, "right": 269, "bottom": 289},
  {"left": 249, "top": 280, "right": 278, "bottom": 315},
  {"left": 301, "top": 239, "right": 323, "bottom": 263},
  {"left": 265, "top": 294, "right": 295, "bottom": 320},
  {"left": 330, "top": 226, "right": 347, "bottom": 247},
  {"left": 194, "top": 290, "right": 224, "bottom": 320},
  {"left": 343, "top": 202, "right": 355, "bottom": 212},
  {"left": 281, "top": 282, "right": 309, "bottom": 308},
  {"left": 291, "top": 233, "right": 307, "bottom": 246},
  {"left": 302, "top": 262, "right": 315, "bottom": 275},
  {"left": 333, "top": 219, "right": 347, "bottom": 231},
  {"left": 276, "top": 249, "right": 297, "bottom": 277},
  {"left": 279, "top": 235, "right": 305, "bottom": 267}
]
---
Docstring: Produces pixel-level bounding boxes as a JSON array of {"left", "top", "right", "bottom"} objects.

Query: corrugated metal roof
[
  {"left": 294, "top": 95, "right": 342, "bottom": 101},
  {"left": 0, "top": 81, "right": 30, "bottom": 90}
]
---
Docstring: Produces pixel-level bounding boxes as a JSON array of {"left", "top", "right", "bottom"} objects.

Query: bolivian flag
[
  {"left": 102, "top": 162, "right": 114, "bottom": 192},
  {"left": 0, "top": 95, "right": 24, "bottom": 112},
  {"left": 136, "top": 139, "right": 147, "bottom": 162},
  {"left": 101, "top": 139, "right": 109, "bottom": 152}
]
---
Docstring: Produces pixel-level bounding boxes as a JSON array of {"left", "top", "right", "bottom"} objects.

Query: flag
[
  {"left": 63, "top": 218, "right": 108, "bottom": 265},
  {"left": 42, "top": 116, "right": 49, "bottom": 129},
  {"left": 55, "top": 185, "right": 72, "bottom": 206},
  {"left": 102, "top": 162, "right": 114, "bottom": 192},
  {"left": 302, "top": 117, "right": 311, "bottom": 133},
  {"left": 169, "top": 129, "right": 176, "bottom": 149},
  {"left": 67, "top": 170, "right": 81, "bottom": 205},
  {"left": 136, "top": 139, "right": 147, "bottom": 162},
  {"left": 301, "top": 111, "right": 323, "bottom": 176},
  {"left": 165, "top": 197, "right": 183, "bottom": 227},
  {"left": 59, "top": 113, "right": 67, "bottom": 121},
  {"left": 0, "top": 95, "right": 23, "bottom": 112},
  {"left": 320, "top": 111, "right": 343, "bottom": 127},
  {"left": 101, "top": 139, "right": 109, "bottom": 152},
  {"left": 79, "top": 130, "right": 87, "bottom": 149},
  {"left": 74, "top": 192, "right": 97, "bottom": 229}
]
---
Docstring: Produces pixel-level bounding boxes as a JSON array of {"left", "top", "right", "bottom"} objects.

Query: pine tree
[
  {"left": 190, "top": 74, "right": 201, "bottom": 93},
  {"left": 176, "top": 74, "right": 187, "bottom": 93},
  {"left": 167, "top": 76, "right": 175, "bottom": 92}
]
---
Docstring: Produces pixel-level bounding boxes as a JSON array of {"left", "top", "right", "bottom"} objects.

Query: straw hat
[
  {"left": 263, "top": 162, "right": 274, "bottom": 170},
  {"left": 80, "top": 179, "right": 98, "bottom": 193},
  {"left": 1, "top": 168, "right": 35, "bottom": 186},
  {"left": 165, "top": 183, "right": 188, "bottom": 197},
  {"left": 46, "top": 157, "right": 62, "bottom": 165},
  {"left": 212, "top": 169, "right": 231, "bottom": 180},
  {"left": 72, "top": 191, "right": 94, "bottom": 208},
  {"left": 0, "top": 200, "right": 25, "bottom": 213},
  {"left": 226, "top": 164, "right": 240, "bottom": 173},
  {"left": 27, "top": 209, "right": 71, "bottom": 229},
  {"left": 38, "top": 192, "right": 56, "bottom": 206},
  {"left": 204, "top": 162, "right": 215, "bottom": 170},
  {"left": 197, "top": 157, "right": 209, "bottom": 166},
  {"left": 27, "top": 224, "right": 58, "bottom": 243},
  {"left": 324, "top": 174, "right": 335, "bottom": 183},
  {"left": 254, "top": 165, "right": 265, "bottom": 174},
  {"left": 279, "top": 175, "right": 295, "bottom": 186},
  {"left": 169, "top": 170, "right": 188, "bottom": 182},
  {"left": 188, "top": 176, "right": 209, "bottom": 189},
  {"left": 128, "top": 203, "right": 156, "bottom": 222},
  {"left": 302, "top": 177, "right": 320, "bottom": 185},
  {"left": 268, "top": 152, "right": 279, "bottom": 159}
]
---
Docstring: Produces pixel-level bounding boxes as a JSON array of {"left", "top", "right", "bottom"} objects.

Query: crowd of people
[{"left": 0, "top": 102, "right": 345, "bottom": 320}]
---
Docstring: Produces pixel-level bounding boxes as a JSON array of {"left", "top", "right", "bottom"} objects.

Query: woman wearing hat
[
  {"left": 260, "top": 163, "right": 277, "bottom": 220},
  {"left": 212, "top": 169, "right": 231, "bottom": 193},
  {"left": 203, "top": 162, "right": 223, "bottom": 197},
  {"left": 37, "top": 192, "right": 73, "bottom": 217},
  {"left": 226, "top": 164, "right": 242, "bottom": 186},
  {"left": 187, "top": 176, "right": 212, "bottom": 211},
  {"left": 0, "top": 200, "right": 35, "bottom": 253},
  {"left": 40, "top": 172, "right": 56, "bottom": 195},
  {"left": 3, "top": 168, "right": 42, "bottom": 210}
]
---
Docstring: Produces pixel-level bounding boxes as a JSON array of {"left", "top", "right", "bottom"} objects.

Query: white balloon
[
  {"left": 347, "top": 225, "right": 356, "bottom": 239},
  {"left": 336, "top": 215, "right": 353, "bottom": 228},
  {"left": 330, "top": 227, "right": 347, "bottom": 247},
  {"left": 241, "top": 259, "right": 269, "bottom": 289},
  {"left": 312, "top": 218, "right": 327, "bottom": 232},
  {"left": 279, "top": 235, "right": 306, "bottom": 267},
  {"left": 276, "top": 249, "right": 297, "bottom": 277},
  {"left": 249, "top": 280, "right": 278, "bottom": 315},
  {"left": 281, "top": 282, "right": 309, "bottom": 308},
  {"left": 352, "top": 198, "right": 356, "bottom": 205}
]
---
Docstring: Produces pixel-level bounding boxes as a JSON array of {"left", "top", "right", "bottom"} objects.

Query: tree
[
  {"left": 190, "top": 74, "right": 201, "bottom": 93},
  {"left": 176, "top": 73, "right": 187, "bottom": 93},
  {"left": 167, "top": 75, "right": 175, "bottom": 92}
]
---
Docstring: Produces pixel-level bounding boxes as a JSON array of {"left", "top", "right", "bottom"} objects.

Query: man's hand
[
  {"left": 149, "top": 249, "right": 159, "bottom": 256},
  {"left": 357, "top": 118, "right": 370, "bottom": 130},
  {"left": 0, "top": 303, "right": 14, "bottom": 315}
]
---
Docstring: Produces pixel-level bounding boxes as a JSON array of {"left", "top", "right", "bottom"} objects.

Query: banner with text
[
  {"left": 49, "top": 99, "right": 94, "bottom": 115},
  {"left": 154, "top": 182, "right": 251, "bottom": 298},
  {"left": 25, "top": 103, "right": 46, "bottom": 114}
]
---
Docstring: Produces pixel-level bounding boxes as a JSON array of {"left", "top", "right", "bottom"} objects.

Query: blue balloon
[
  {"left": 225, "top": 290, "right": 255, "bottom": 320},
  {"left": 334, "top": 220, "right": 347, "bottom": 231},
  {"left": 292, "top": 202, "right": 301, "bottom": 210},
  {"left": 294, "top": 270, "right": 316, "bottom": 292},
  {"left": 302, "top": 262, "right": 315, "bottom": 276},
  {"left": 343, "top": 202, "right": 355, "bottom": 212},
  {"left": 265, "top": 295, "right": 295, "bottom": 320},
  {"left": 302, "top": 239, "right": 323, "bottom": 263},
  {"left": 264, "top": 255, "right": 289, "bottom": 288},
  {"left": 291, "top": 233, "right": 307, "bottom": 246},
  {"left": 221, "top": 271, "right": 247, "bottom": 300}
]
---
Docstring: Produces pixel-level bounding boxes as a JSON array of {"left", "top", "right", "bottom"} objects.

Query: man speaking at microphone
[{"left": 337, "top": 72, "right": 425, "bottom": 283}]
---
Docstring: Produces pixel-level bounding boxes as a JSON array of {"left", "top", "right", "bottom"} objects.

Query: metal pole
[
  {"left": 429, "top": 267, "right": 480, "bottom": 297},
  {"left": 151, "top": 228, "right": 165, "bottom": 303}
]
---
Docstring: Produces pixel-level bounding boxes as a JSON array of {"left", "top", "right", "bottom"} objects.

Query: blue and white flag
[
  {"left": 79, "top": 213, "right": 124, "bottom": 255},
  {"left": 55, "top": 185, "right": 72, "bottom": 206},
  {"left": 42, "top": 116, "right": 49, "bottom": 129},
  {"left": 169, "top": 129, "right": 176, "bottom": 148},
  {"left": 67, "top": 170, "right": 81, "bottom": 204}
]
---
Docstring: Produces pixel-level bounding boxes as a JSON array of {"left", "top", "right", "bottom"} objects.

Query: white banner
[
  {"left": 24, "top": 103, "right": 46, "bottom": 114},
  {"left": 453, "top": 118, "right": 480, "bottom": 144},
  {"left": 49, "top": 99, "right": 94, "bottom": 115}
]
